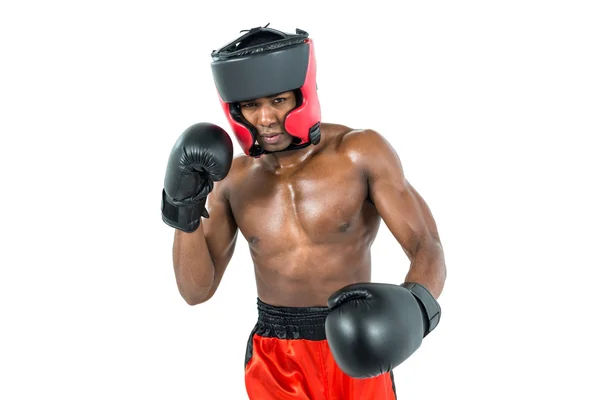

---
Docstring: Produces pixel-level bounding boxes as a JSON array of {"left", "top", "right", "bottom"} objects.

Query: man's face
[{"left": 238, "top": 90, "right": 297, "bottom": 152}]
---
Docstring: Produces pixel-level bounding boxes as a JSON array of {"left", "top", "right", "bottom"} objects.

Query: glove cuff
[
  {"left": 161, "top": 189, "right": 209, "bottom": 232},
  {"left": 400, "top": 282, "right": 441, "bottom": 337}
]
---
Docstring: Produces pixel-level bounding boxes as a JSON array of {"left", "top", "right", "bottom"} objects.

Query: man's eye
[
  {"left": 273, "top": 98, "right": 286, "bottom": 104},
  {"left": 242, "top": 102, "right": 256, "bottom": 108}
]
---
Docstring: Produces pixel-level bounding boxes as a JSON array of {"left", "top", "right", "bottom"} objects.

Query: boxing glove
[
  {"left": 161, "top": 122, "right": 233, "bottom": 232},
  {"left": 325, "top": 282, "right": 441, "bottom": 378}
]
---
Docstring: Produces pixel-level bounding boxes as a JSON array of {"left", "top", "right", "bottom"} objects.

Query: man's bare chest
[{"left": 228, "top": 161, "right": 371, "bottom": 244}]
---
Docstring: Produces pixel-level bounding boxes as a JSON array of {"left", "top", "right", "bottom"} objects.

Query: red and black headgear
[{"left": 210, "top": 26, "right": 321, "bottom": 157}]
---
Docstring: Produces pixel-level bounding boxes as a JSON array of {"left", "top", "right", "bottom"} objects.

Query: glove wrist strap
[
  {"left": 161, "top": 189, "right": 208, "bottom": 233},
  {"left": 400, "top": 282, "right": 441, "bottom": 337}
]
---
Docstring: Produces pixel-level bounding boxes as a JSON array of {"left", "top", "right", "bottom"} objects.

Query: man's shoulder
[
  {"left": 215, "top": 153, "right": 252, "bottom": 194},
  {"left": 231, "top": 152, "right": 252, "bottom": 169},
  {"left": 322, "top": 123, "right": 392, "bottom": 155},
  {"left": 224, "top": 153, "right": 254, "bottom": 181}
]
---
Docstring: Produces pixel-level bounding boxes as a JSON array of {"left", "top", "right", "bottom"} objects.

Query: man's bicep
[
  {"left": 373, "top": 179, "right": 439, "bottom": 250},
  {"left": 361, "top": 132, "right": 439, "bottom": 256},
  {"left": 203, "top": 183, "right": 239, "bottom": 268}
]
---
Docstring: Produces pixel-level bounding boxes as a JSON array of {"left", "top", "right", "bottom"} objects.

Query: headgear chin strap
[{"left": 211, "top": 26, "right": 321, "bottom": 157}]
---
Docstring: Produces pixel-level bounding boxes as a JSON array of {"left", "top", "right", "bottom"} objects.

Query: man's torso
[{"left": 223, "top": 124, "right": 382, "bottom": 306}]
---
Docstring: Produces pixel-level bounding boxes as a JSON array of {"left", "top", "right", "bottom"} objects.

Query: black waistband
[{"left": 254, "top": 298, "right": 330, "bottom": 341}]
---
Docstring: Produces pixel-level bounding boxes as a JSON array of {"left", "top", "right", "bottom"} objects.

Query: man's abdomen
[{"left": 252, "top": 241, "right": 375, "bottom": 307}]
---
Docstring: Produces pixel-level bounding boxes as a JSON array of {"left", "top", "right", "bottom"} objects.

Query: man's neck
[{"left": 260, "top": 145, "right": 316, "bottom": 171}]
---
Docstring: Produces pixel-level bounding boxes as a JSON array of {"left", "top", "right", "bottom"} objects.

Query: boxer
[{"left": 162, "top": 26, "right": 446, "bottom": 399}]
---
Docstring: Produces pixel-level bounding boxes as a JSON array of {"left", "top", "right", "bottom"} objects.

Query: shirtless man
[{"left": 161, "top": 26, "right": 446, "bottom": 400}]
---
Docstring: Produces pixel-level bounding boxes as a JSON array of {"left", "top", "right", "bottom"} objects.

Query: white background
[{"left": 1, "top": 0, "right": 599, "bottom": 399}]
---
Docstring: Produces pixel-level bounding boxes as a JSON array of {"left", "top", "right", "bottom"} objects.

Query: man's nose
[{"left": 258, "top": 105, "right": 276, "bottom": 127}]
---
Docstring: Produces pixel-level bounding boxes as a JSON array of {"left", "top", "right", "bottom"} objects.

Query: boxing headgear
[{"left": 210, "top": 26, "right": 321, "bottom": 157}]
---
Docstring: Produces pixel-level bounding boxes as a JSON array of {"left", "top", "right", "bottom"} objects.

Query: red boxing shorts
[{"left": 244, "top": 298, "right": 397, "bottom": 399}]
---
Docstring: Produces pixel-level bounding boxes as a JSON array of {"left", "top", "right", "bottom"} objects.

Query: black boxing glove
[
  {"left": 325, "top": 282, "right": 441, "bottom": 378},
  {"left": 161, "top": 122, "right": 233, "bottom": 232}
]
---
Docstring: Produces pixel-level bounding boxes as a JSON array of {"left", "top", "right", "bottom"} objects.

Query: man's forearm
[
  {"left": 172, "top": 226, "right": 216, "bottom": 305},
  {"left": 404, "top": 240, "right": 446, "bottom": 299}
]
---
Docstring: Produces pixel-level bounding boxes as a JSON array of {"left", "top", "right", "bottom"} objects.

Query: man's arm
[
  {"left": 348, "top": 129, "right": 446, "bottom": 298},
  {"left": 172, "top": 177, "right": 238, "bottom": 305}
]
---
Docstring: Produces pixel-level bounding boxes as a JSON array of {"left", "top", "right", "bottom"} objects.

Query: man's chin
[{"left": 259, "top": 138, "right": 294, "bottom": 152}]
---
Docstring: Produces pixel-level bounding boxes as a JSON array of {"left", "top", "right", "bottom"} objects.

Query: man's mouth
[{"left": 260, "top": 133, "right": 282, "bottom": 144}]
